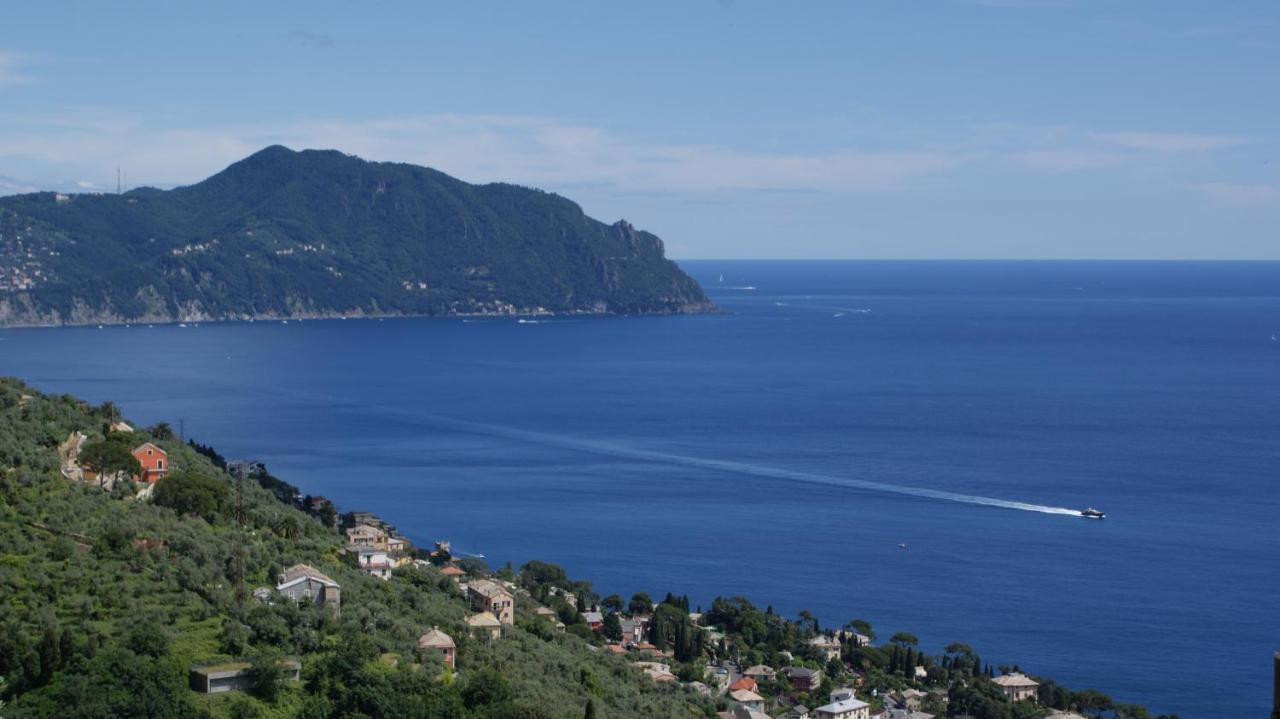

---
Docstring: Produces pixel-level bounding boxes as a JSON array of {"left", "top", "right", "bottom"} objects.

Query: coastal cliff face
[{"left": 0, "top": 146, "right": 713, "bottom": 327}]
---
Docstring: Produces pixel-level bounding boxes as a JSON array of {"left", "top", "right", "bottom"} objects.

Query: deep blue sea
[{"left": 2, "top": 261, "right": 1277, "bottom": 717}]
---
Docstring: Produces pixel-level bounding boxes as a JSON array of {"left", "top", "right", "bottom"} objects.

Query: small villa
[
  {"left": 417, "top": 628, "right": 456, "bottom": 670},
  {"left": 131, "top": 442, "right": 168, "bottom": 484},
  {"left": 439, "top": 565, "right": 466, "bottom": 582},
  {"left": 346, "top": 524, "right": 388, "bottom": 549},
  {"left": 467, "top": 579, "right": 514, "bottom": 625},
  {"left": 467, "top": 611, "right": 503, "bottom": 640},
  {"left": 275, "top": 564, "right": 341, "bottom": 609},
  {"left": 354, "top": 548, "right": 392, "bottom": 580},
  {"left": 811, "top": 634, "right": 842, "bottom": 661},
  {"left": 728, "top": 688, "right": 766, "bottom": 710},
  {"left": 814, "top": 696, "right": 870, "bottom": 719},
  {"left": 993, "top": 672, "right": 1040, "bottom": 701}
]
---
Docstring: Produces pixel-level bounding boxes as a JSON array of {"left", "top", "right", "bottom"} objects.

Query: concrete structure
[
  {"left": 275, "top": 564, "right": 340, "bottom": 609},
  {"left": 467, "top": 579, "right": 514, "bottom": 625},
  {"left": 992, "top": 672, "right": 1039, "bottom": 701},
  {"left": 190, "top": 660, "right": 300, "bottom": 694},
  {"left": 131, "top": 442, "right": 168, "bottom": 484},
  {"left": 743, "top": 664, "right": 777, "bottom": 682},
  {"left": 417, "top": 628, "right": 456, "bottom": 670},
  {"left": 815, "top": 696, "right": 870, "bottom": 719}
]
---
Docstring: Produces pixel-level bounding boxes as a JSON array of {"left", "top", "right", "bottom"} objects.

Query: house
[
  {"left": 722, "top": 706, "right": 772, "bottom": 719},
  {"left": 109, "top": 421, "right": 134, "bottom": 433},
  {"left": 467, "top": 611, "right": 503, "bottom": 640},
  {"left": 744, "top": 664, "right": 777, "bottom": 682},
  {"left": 346, "top": 524, "right": 388, "bottom": 549},
  {"left": 386, "top": 536, "right": 409, "bottom": 554},
  {"left": 728, "top": 688, "right": 766, "bottom": 710},
  {"left": 467, "top": 579, "right": 514, "bottom": 625},
  {"left": 635, "top": 661, "right": 677, "bottom": 682},
  {"left": 354, "top": 548, "right": 393, "bottom": 580},
  {"left": 305, "top": 496, "right": 332, "bottom": 514},
  {"left": 251, "top": 587, "right": 273, "bottom": 603},
  {"left": 830, "top": 688, "right": 857, "bottom": 703},
  {"left": 417, "top": 628, "right": 456, "bottom": 670},
  {"left": 783, "top": 666, "right": 823, "bottom": 692},
  {"left": 811, "top": 634, "right": 842, "bottom": 661},
  {"left": 900, "top": 689, "right": 926, "bottom": 710},
  {"left": 131, "top": 442, "right": 168, "bottom": 484},
  {"left": 534, "top": 606, "right": 558, "bottom": 622},
  {"left": 582, "top": 611, "right": 604, "bottom": 631},
  {"left": 190, "top": 660, "right": 300, "bottom": 694},
  {"left": 782, "top": 704, "right": 811, "bottom": 719},
  {"left": 440, "top": 565, "right": 467, "bottom": 582},
  {"left": 992, "top": 672, "right": 1039, "bottom": 701},
  {"left": 345, "top": 511, "right": 393, "bottom": 531},
  {"left": 275, "top": 564, "right": 341, "bottom": 609},
  {"left": 729, "top": 676, "right": 759, "bottom": 694},
  {"left": 814, "top": 696, "right": 871, "bottom": 719}
]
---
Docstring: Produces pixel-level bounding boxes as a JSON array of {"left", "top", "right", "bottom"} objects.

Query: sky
[{"left": 1, "top": 1, "right": 1278, "bottom": 259}]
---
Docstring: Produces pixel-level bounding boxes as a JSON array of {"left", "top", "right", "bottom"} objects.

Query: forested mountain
[{"left": 0, "top": 147, "right": 712, "bottom": 326}]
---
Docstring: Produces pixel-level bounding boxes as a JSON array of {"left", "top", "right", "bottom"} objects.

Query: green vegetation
[
  {"left": 0, "top": 378, "right": 711, "bottom": 718},
  {"left": 0, "top": 146, "right": 713, "bottom": 326},
  {"left": 0, "top": 376, "right": 1174, "bottom": 718}
]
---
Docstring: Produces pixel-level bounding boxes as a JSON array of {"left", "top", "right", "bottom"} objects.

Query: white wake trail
[{"left": 417, "top": 415, "right": 1081, "bottom": 516}]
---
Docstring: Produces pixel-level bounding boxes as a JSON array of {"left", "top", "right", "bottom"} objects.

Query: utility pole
[{"left": 233, "top": 471, "right": 246, "bottom": 605}]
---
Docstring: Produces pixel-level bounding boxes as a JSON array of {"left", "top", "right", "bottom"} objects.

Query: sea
[{"left": 2, "top": 260, "right": 1277, "bottom": 717}]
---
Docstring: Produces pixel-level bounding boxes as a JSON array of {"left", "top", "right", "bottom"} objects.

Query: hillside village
[{"left": 0, "top": 378, "right": 1172, "bottom": 719}]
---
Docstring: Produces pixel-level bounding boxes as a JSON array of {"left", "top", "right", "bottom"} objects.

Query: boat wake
[{"left": 413, "top": 414, "right": 1081, "bottom": 516}]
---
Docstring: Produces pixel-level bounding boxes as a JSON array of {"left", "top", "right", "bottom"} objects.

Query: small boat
[
  {"left": 1080, "top": 508, "right": 1106, "bottom": 519},
  {"left": 898, "top": 543, "right": 907, "bottom": 549}
]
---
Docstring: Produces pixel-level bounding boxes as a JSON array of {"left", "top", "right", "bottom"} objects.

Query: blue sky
[{"left": 2, "top": 1, "right": 1277, "bottom": 258}]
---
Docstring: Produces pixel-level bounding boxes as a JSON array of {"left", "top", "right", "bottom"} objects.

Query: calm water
[{"left": 3, "top": 261, "right": 1278, "bottom": 717}]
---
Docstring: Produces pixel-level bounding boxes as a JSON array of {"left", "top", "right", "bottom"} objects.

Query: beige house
[
  {"left": 346, "top": 524, "right": 388, "bottom": 549},
  {"left": 417, "top": 628, "right": 456, "bottom": 670},
  {"left": 467, "top": 611, "right": 503, "bottom": 640},
  {"left": 728, "top": 688, "right": 766, "bottom": 711},
  {"left": 811, "top": 634, "right": 842, "bottom": 661},
  {"left": 467, "top": 579, "right": 514, "bottom": 625},
  {"left": 993, "top": 672, "right": 1039, "bottom": 701}
]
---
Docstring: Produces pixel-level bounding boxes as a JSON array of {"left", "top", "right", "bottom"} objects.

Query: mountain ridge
[{"left": 0, "top": 146, "right": 713, "bottom": 327}]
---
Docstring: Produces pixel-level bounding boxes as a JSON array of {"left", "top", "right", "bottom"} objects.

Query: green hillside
[{"left": 0, "top": 147, "right": 712, "bottom": 326}]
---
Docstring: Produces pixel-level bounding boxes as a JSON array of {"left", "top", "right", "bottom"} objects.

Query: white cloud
[
  {"left": 0, "top": 113, "right": 972, "bottom": 195},
  {"left": 1197, "top": 182, "right": 1280, "bottom": 206},
  {"left": 1089, "top": 131, "right": 1247, "bottom": 153},
  {"left": 0, "top": 51, "right": 32, "bottom": 87}
]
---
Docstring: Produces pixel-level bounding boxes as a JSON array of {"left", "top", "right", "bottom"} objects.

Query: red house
[{"left": 132, "top": 442, "right": 169, "bottom": 484}]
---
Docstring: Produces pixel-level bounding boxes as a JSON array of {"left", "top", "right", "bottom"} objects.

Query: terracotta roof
[
  {"left": 417, "top": 628, "right": 455, "bottom": 649},
  {"left": 440, "top": 565, "right": 466, "bottom": 576},
  {"left": 729, "top": 677, "right": 758, "bottom": 692}
]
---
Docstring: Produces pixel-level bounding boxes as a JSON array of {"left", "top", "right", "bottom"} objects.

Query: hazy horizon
[{"left": 3, "top": 2, "right": 1278, "bottom": 260}]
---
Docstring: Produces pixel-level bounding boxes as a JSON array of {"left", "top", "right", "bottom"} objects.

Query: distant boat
[
  {"left": 719, "top": 273, "right": 724, "bottom": 283},
  {"left": 898, "top": 543, "right": 907, "bottom": 549},
  {"left": 1080, "top": 508, "right": 1106, "bottom": 519}
]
